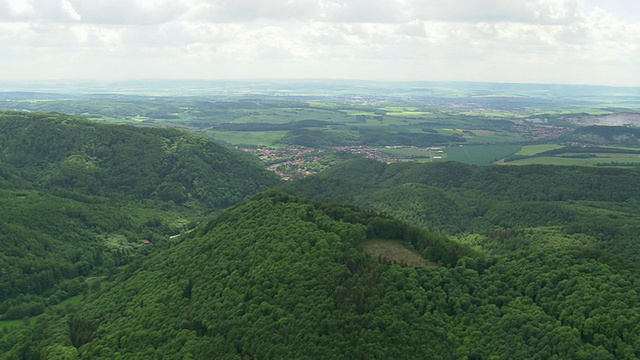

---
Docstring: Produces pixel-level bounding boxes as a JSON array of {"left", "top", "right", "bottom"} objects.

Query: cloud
[
  {"left": 67, "top": 0, "right": 188, "bottom": 24},
  {"left": 414, "top": 0, "right": 581, "bottom": 24},
  {"left": 0, "top": 0, "right": 592, "bottom": 25},
  {"left": 0, "top": 0, "right": 638, "bottom": 85},
  {"left": 1, "top": 0, "right": 80, "bottom": 21},
  {"left": 192, "top": 0, "right": 324, "bottom": 22},
  {"left": 0, "top": 0, "right": 189, "bottom": 24},
  {"left": 321, "top": 0, "right": 413, "bottom": 23}
]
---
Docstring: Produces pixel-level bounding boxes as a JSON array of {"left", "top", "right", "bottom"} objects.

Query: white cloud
[
  {"left": 67, "top": 0, "right": 187, "bottom": 24},
  {"left": 0, "top": 0, "right": 638, "bottom": 85},
  {"left": 193, "top": 0, "right": 324, "bottom": 22},
  {"left": 322, "top": 0, "right": 413, "bottom": 23},
  {"left": 1, "top": 0, "right": 81, "bottom": 21},
  {"left": 412, "top": 0, "right": 581, "bottom": 23}
]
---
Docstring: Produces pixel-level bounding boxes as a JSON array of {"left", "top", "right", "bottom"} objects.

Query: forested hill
[
  {"left": 283, "top": 158, "right": 640, "bottom": 232},
  {"left": 0, "top": 111, "right": 279, "bottom": 327},
  {"left": 6, "top": 191, "right": 640, "bottom": 359},
  {"left": 286, "top": 158, "right": 640, "bottom": 202},
  {"left": 282, "top": 158, "right": 640, "bottom": 278},
  {"left": 0, "top": 111, "right": 280, "bottom": 208}
]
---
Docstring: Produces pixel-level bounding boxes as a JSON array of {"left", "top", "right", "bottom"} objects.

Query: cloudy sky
[{"left": 0, "top": 0, "right": 639, "bottom": 86}]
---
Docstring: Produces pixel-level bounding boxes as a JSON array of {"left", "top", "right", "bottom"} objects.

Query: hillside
[
  {"left": 570, "top": 125, "right": 640, "bottom": 144},
  {"left": 0, "top": 111, "right": 280, "bottom": 208},
  {"left": 3, "top": 113, "right": 640, "bottom": 358},
  {"left": 283, "top": 159, "right": 640, "bottom": 262},
  {"left": 0, "top": 111, "right": 280, "bottom": 322},
  {"left": 4, "top": 192, "right": 640, "bottom": 359}
]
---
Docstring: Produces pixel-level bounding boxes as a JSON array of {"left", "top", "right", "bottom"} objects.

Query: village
[{"left": 242, "top": 145, "right": 444, "bottom": 179}]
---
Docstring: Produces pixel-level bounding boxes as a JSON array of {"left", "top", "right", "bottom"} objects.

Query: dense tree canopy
[
  {"left": 3, "top": 113, "right": 640, "bottom": 359},
  {"left": 0, "top": 111, "right": 280, "bottom": 207},
  {"left": 0, "top": 111, "right": 279, "bottom": 323},
  {"left": 4, "top": 191, "right": 640, "bottom": 359}
]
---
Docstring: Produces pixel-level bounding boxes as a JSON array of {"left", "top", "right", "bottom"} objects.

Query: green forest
[
  {"left": 0, "top": 111, "right": 279, "bottom": 330},
  {"left": 1, "top": 108, "right": 640, "bottom": 359}
]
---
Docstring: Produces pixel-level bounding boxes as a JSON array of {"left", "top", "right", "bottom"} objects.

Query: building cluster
[
  {"left": 512, "top": 122, "right": 571, "bottom": 140},
  {"left": 243, "top": 145, "right": 435, "bottom": 179}
]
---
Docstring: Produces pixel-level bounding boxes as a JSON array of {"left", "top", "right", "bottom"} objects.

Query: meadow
[
  {"left": 446, "top": 144, "right": 522, "bottom": 165},
  {"left": 515, "top": 144, "right": 565, "bottom": 156},
  {"left": 0, "top": 295, "right": 83, "bottom": 330},
  {"left": 506, "top": 155, "right": 640, "bottom": 167}
]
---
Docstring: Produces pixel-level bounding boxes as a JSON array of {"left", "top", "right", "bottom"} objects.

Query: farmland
[
  {"left": 501, "top": 147, "right": 640, "bottom": 167},
  {"left": 1, "top": 80, "right": 639, "bottom": 174}
]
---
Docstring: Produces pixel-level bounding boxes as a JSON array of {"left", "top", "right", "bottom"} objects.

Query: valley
[
  {"left": 3, "top": 81, "right": 639, "bottom": 179},
  {"left": 1, "top": 81, "right": 640, "bottom": 359}
]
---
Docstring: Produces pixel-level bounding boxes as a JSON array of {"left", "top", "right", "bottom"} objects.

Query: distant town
[{"left": 242, "top": 146, "right": 444, "bottom": 179}]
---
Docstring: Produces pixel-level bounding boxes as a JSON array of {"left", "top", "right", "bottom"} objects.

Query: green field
[
  {"left": 379, "top": 147, "right": 434, "bottom": 160},
  {"left": 505, "top": 155, "right": 640, "bottom": 167},
  {"left": 0, "top": 318, "right": 24, "bottom": 329},
  {"left": 0, "top": 295, "right": 83, "bottom": 330},
  {"left": 386, "top": 111, "right": 432, "bottom": 117},
  {"left": 380, "top": 106, "right": 420, "bottom": 112},
  {"left": 515, "top": 144, "right": 564, "bottom": 156},
  {"left": 464, "top": 132, "right": 527, "bottom": 144},
  {"left": 3, "top": 82, "right": 640, "bottom": 168},
  {"left": 230, "top": 108, "right": 352, "bottom": 124},
  {"left": 446, "top": 145, "right": 521, "bottom": 165}
]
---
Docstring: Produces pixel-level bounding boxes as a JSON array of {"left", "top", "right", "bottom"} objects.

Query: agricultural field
[
  {"left": 378, "top": 147, "right": 436, "bottom": 161},
  {"left": 1, "top": 80, "right": 639, "bottom": 171},
  {"left": 447, "top": 144, "right": 522, "bottom": 165},
  {"left": 514, "top": 144, "right": 565, "bottom": 156},
  {"left": 505, "top": 154, "right": 640, "bottom": 167},
  {"left": 500, "top": 145, "right": 640, "bottom": 168},
  {"left": 508, "top": 155, "right": 640, "bottom": 167}
]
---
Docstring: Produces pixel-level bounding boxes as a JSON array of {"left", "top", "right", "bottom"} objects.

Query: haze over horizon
[{"left": 1, "top": 0, "right": 639, "bottom": 87}]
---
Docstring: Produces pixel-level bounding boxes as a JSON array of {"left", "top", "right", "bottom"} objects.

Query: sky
[{"left": 0, "top": 0, "right": 639, "bottom": 86}]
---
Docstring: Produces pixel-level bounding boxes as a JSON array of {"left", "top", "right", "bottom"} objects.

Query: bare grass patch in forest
[{"left": 363, "top": 240, "right": 437, "bottom": 267}]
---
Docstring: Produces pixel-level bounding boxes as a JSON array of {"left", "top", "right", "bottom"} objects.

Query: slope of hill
[
  {"left": 0, "top": 111, "right": 280, "bottom": 208},
  {"left": 4, "top": 192, "right": 640, "bottom": 359},
  {"left": 0, "top": 111, "right": 280, "bottom": 321},
  {"left": 282, "top": 159, "right": 640, "bottom": 261},
  {"left": 4, "top": 112, "right": 640, "bottom": 358},
  {"left": 570, "top": 125, "right": 640, "bottom": 144}
]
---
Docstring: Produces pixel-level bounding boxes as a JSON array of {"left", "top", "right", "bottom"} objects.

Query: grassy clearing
[
  {"left": 468, "top": 130, "right": 495, "bottom": 136},
  {"left": 230, "top": 108, "right": 352, "bottom": 124},
  {"left": 601, "top": 145, "right": 640, "bottom": 151},
  {"left": 0, "top": 295, "right": 84, "bottom": 330},
  {"left": 515, "top": 144, "right": 564, "bottom": 156},
  {"left": 381, "top": 106, "right": 420, "bottom": 112},
  {"left": 0, "top": 318, "right": 24, "bottom": 329},
  {"left": 378, "top": 147, "right": 433, "bottom": 160},
  {"left": 363, "top": 240, "right": 436, "bottom": 267},
  {"left": 464, "top": 132, "right": 527, "bottom": 144},
  {"left": 505, "top": 156, "right": 640, "bottom": 167},
  {"left": 447, "top": 145, "right": 521, "bottom": 165},
  {"left": 458, "top": 111, "right": 517, "bottom": 117},
  {"left": 344, "top": 110, "right": 378, "bottom": 116},
  {"left": 439, "top": 128, "right": 465, "bottom": 135},
  {"left": 53, "top": 295, "right": 83, "bottom": 309},
  {"left": 386, "top": 111, "right": 432, "bottom": 117}
]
